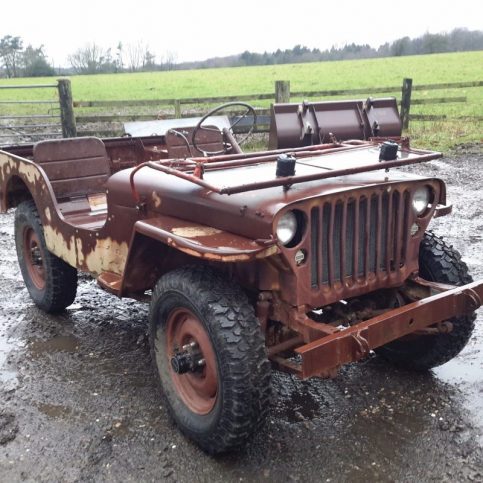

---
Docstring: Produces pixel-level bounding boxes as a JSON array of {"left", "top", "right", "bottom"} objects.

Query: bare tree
[
  {"left": 68, "top": 43, "right": 107, "bottom": 74},
  {"left": 160, "top": 50, "right": 178, "bottom": 71},
  {"left": 125, "top": 41, "right": 150, "bottom": 72}
]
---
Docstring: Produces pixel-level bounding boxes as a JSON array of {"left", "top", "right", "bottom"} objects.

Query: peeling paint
[
  {"left": 0, "top": 153, "right": 41, "bottom": 189},
  {"left": 152, "top": 191, "right": 162, "bottom": 208},
  {"left": 17, "top": 161, "right": 41, "bottom": 185},
  {"left": 256, "top": 245, "right": 279, "bottom": 258},
  {"left": 44, "top": 207, "right": 52, "bottom": 223},
  {"left": 43, "top": 225, "right": 77, "bottom": 267},
  {"left": 0, "top": 154, "right": 14, "bottom": 176},
  {"left": 44, "top": 223, "right": 128, "bottom": 277},
  {"left": 204, "top": 252, "right": 250, "bottom": 261},
  {"left": 84, "top": 238, "right": 129, "bottom": 276},
  {"left": 76, "top": 238, "right": 85, "bottom": 266},
  {"left": 172, "top": 226, "right": 222, "bottom": 238},
  {"left": 178, "top": 247, "right": 201, "bottom": 258}
]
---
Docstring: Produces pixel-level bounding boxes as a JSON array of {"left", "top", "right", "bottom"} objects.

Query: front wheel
[
  {"left": 149, "top": 266, "right": 270, "bottom": 454},
  {"left": 376, "top": 231, "right": 476, "bottom": 370}
]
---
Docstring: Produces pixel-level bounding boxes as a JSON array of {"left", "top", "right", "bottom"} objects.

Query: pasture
[{"left": 1, "top": 51, "right": 482, "bottom": 150}]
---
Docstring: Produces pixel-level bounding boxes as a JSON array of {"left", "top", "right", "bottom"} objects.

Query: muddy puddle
[{"left": 0, "top": 152, "right": 482, "bottom": 482}]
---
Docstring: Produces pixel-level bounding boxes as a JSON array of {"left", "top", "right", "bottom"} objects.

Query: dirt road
[{"left": 1, "top": 150, "right": 482, "bottom": 482}]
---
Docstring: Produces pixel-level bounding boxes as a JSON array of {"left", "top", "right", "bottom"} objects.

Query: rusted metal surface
[
  {"left": 127, "top": 142, "right": 441, "bottom": 199},
  {"left": 1, "top": 96, "right": 479, "bottom": 381},
  {"left": 0, "top": 133, "right": 447, "bottom": 307},
  {"left": 269, "top": 97, "right": 402, "bottom": 149},
  {"left": 166, "top": 307, "right": 218, "bottom": 415},
  {"left": 23, "top": 227, "right": 46, "bottom": 290},
  {"left": 295, "top": 279, "right": 483, "bottom": 378}
]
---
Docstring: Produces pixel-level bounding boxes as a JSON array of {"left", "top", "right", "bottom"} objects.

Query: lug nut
[{"left": 182, "top": 341, "right": 197, "bottom": 351}]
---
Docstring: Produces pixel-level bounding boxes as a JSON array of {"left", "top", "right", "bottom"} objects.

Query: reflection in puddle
[
  {"left": 435, "top": 351, "right": 483, "bottom": 384},
  {"left": 27, "top": 335, "right": 81, "bottom": 358},
  {"left": 285, "top": 387, "right": 321, "bottom": 422},
  {"left": 0, "top": 329, "right": 24, "bottom": 388},
  {"left": 36, "top": 402, "right": 72, "bottom": 419},
  {"left": 434, "top": 342, "right": 483, "bottom": 440}
]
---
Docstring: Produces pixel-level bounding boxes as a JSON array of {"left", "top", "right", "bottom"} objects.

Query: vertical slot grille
[{"left": 314, "top": 189, "right": 409, "bottom": 288}]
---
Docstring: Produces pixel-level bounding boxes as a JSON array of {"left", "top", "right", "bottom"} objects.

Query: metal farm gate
[{"left": 0, "top": 79, "right": 75, "bottom": 146}]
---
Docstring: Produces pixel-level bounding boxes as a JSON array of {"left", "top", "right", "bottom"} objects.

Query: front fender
[{"left": 120, "top": 215, "right": 279, "bottom": 295}]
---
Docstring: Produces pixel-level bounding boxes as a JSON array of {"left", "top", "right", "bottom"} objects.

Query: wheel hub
[
  {"left": 23, "top": 227, "right": 46, "bottom": 290},
  {"left": 166, "top": 308, "right": 218, "bottom": 414},
  {"left": 171, "top": 341, "right": 206, "bottom": 374}
]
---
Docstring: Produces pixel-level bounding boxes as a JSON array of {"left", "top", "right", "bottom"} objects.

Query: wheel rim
[
  {"left": 23, "top": 227, "right": 46, "bottom": 290},
  {"left": 166, "top": 308, "right": 218, "bottom": 415}
]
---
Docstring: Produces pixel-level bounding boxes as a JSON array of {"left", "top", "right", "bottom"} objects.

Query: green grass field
[{"left": 1, "top": 51, "right": 482, "bottom": 150}]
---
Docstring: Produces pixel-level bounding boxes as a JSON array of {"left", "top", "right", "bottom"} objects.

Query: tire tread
[{"left": 149, "top": 266, "right": 270, "bottom": 453}]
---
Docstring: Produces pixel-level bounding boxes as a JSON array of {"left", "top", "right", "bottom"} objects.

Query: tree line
[
  {"left": 0, "top": 28, "right": 482, "bottom": 78},
  {"left": 179, "top": 28, "right": 483, "bottom": 69},
  {"left": 0, "top": 36, "right": 55, "bottom": 78}
]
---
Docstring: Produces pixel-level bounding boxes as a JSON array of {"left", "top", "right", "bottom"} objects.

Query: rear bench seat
[{"left": 33, "top": 137, "right": 111, "bottom": 229}]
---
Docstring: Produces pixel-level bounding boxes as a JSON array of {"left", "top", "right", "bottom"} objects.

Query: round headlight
[
  {"left": 412, "top": 186, "right": 430, "bottom": 215},
  {"left": 276, "top": 211, "right": 297, "bottom": 245}
]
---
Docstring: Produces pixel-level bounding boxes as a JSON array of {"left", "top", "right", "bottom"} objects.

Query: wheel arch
[
  {"left": 120, "top": 231, "right": 206, "bottom": 296},
  {"left": 5, "top": 175, "right": 35, "bottom": 210},
  {"left": 120, "top": 217, "right": 279, "bottom": 297}
]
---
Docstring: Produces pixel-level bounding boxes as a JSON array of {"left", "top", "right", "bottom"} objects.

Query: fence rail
[
  {"left": 72, "top": 78, "right": 482, "bottom": 138},
  {"left": 0, "top": 84, "right": 57, "bottom": 89},
  {"left": 0, "top": 77, "right": 482, "bottom": 144}
]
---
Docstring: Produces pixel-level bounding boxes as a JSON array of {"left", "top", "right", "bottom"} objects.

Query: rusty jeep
[{"left": 0, "top": 99, "right": 481, "bottom": 453}]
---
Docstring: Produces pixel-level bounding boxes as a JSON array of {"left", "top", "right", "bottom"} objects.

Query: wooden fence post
[
  {"left": 275, "top": 80, "right": 290, "bottom": 103},
  {"left": 400, "top": 78, "right": 413, "bottom": 130},
  {"left": 174, "top": 99, "right": 181, "bottom": 118},
  {"left": 57, "top": 78, "right": 77, "bottom": 138}
]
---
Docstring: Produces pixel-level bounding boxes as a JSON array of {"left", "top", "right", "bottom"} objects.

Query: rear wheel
[
  {"left": 15, "top": 200, "right": 77, "bottom": 313},
  {"left": 376, "top": 231, "right": 476, "bottom": 370},
  {"left": 149, "top": 266, "right": 270, "bottom": 454}
]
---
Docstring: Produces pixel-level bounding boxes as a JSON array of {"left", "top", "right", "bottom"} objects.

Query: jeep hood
[{"left": 107, "top": 147, "right": 444, "bottom": 241}]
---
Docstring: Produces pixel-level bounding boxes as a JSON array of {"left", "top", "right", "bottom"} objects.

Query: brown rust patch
[{"left": 172, "top": 226, "right": 222, "bottom": 238}]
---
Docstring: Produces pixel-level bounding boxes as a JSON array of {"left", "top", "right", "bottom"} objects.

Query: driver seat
[{"left": 165, "top": 126, "right": 241, "bottom": 158}]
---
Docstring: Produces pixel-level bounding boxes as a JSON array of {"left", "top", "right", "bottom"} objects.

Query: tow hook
[{"left": 171, "top": 342, "right": 206, "bottom": 374}]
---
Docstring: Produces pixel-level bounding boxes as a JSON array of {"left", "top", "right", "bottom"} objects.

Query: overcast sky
[{"left": 3, "top": 0, "right": 482, "bottom": 65}]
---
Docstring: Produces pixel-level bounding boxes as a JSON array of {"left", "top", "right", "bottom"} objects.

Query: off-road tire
[
  {"left": 376, "top": 231, "right": 475, "bottom": 370},
  {"left": 15, "top": 200, "right": 77, "bottom": 313},
  {"left": 149, "top": 266, "right": 271, "bottom": 454}
]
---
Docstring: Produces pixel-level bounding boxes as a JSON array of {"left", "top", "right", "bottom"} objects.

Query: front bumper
[{"left": 277, "top": 279, "right": 482, "bottom": 378}]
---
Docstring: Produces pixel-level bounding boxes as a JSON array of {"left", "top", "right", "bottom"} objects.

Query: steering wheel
[{"left": 192, "top": 102, "right": 257, "bottom": 156}]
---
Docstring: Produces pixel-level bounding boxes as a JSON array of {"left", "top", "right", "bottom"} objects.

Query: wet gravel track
[{"left": 0, "top": 150, "right": 482, "bottom": 482}]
